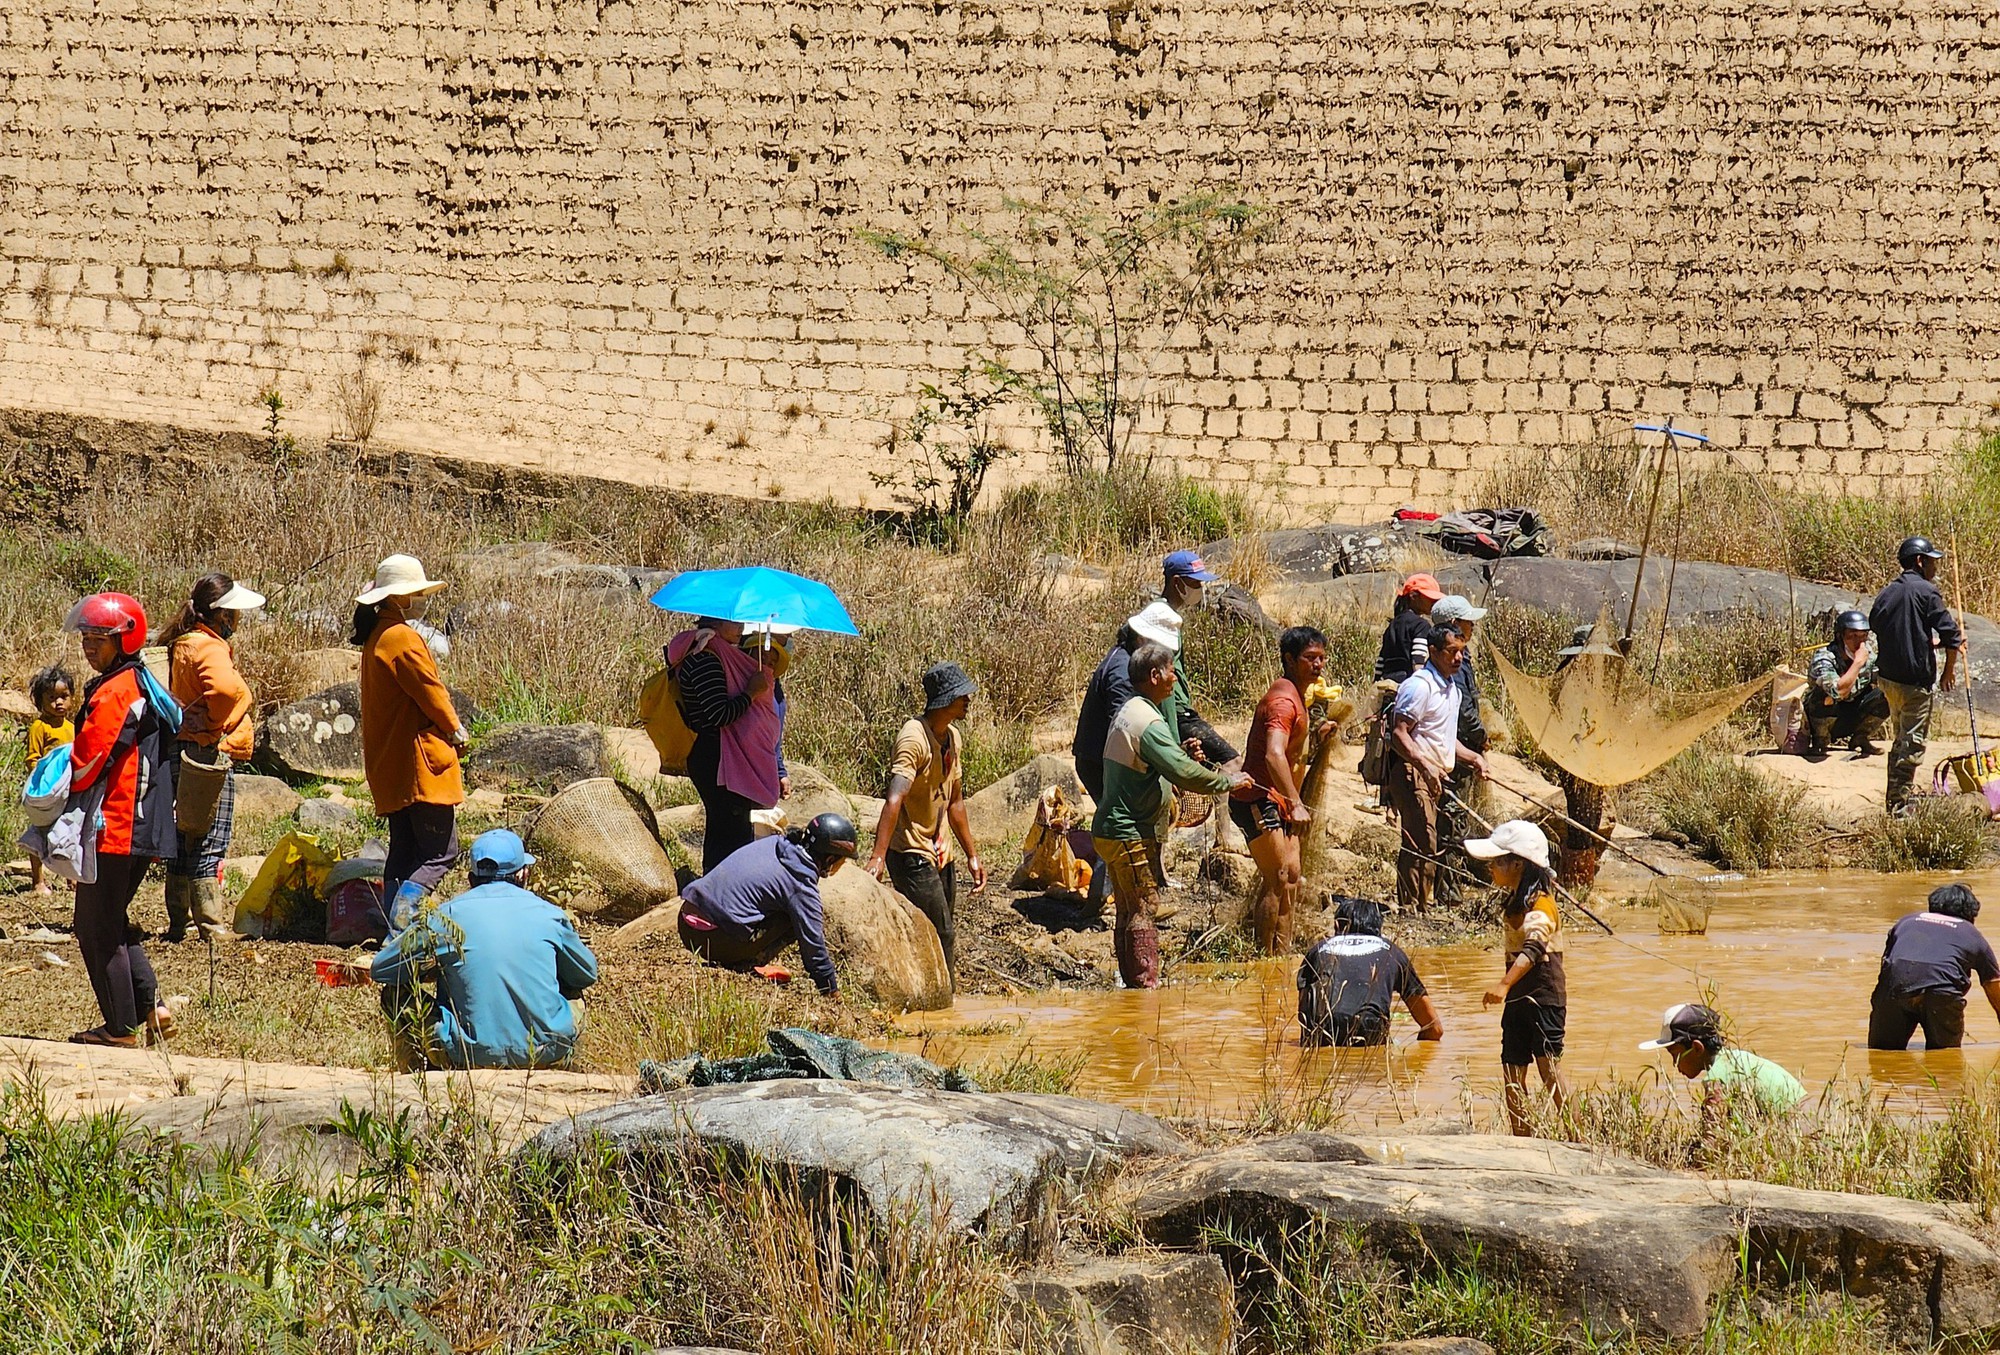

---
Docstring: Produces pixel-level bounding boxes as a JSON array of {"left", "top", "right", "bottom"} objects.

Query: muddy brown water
[{"left": 898, "top": 870, "right": 2000, "bottom": 1125}]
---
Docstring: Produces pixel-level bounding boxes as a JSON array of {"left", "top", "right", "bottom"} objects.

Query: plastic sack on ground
[
  {"left": 637, "top": 1027, "right": 978, "bottom": 1093},
  {"left": 236, "top": 832, "right": 336, "bottom": 939},
  {"left": 325, "top": 857, "right": 388, "bottom": 946},
  {"left": 1769, "top": 668, "right": 1808, "bottom": 755},
  {"left": 1009, "top": 786, "right": 1091, "bottom": 898}
]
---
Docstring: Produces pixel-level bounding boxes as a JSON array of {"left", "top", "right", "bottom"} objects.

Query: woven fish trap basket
[{"left": 526, "top": 777, "right": 679, "bottom": 917}]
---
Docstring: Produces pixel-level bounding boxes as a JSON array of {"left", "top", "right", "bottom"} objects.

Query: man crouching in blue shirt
[
  {"left": 676, "top": 812, "right": 856, "bottom": 996},
  {"left": 372, "top": 829, "right": 600, "bottom": 1069}
]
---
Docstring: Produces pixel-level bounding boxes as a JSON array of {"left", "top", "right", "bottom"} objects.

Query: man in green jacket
[{"left": 1092, "top": 641, "right": 1250, "bottom": 988}]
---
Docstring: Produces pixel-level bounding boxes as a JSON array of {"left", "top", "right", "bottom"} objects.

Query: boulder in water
[
  {"left": 818, "top": 865, "right": 952, "bottom": 1011},
  {"left": 525, "top": 1081, "right": 1183, "bottom": 1255}
]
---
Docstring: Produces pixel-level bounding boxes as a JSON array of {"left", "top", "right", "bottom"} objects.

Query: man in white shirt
[{"left": 1386, "top": 625, "right": 1488, "bottom": 911}]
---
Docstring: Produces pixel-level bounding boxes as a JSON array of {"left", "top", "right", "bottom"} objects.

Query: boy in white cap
[
  {"left": 1468, "top": 819, "right": 1569, "bottom": 1136},
  {"left": 1640, "top": 1003, "right": 1805, "bottom": 1156}
]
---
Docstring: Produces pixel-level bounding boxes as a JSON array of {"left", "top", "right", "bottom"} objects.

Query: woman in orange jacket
[
  {"left": 63, "top": 592, "right": 178, "bottom": 1046},
  {"left": 353, "top": 555, "right": 467, "bottom": 929},
  {"left": 159, "top": 572, "right": 264, "bottom": 943}
]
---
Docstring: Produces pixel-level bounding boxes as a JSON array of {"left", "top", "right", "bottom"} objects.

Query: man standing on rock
[
  {"left": 866, "top": 662, "right": 984, "bottom": 990},
  {"left": 1868, "top": 536, "right": 1964, "bottom": 813},
  {"left": 1093, "top": 642, "right": 1250, "bottom": 987},
  {"left": 1386, "top": 625, "right": 1488, "bottom": 912}
]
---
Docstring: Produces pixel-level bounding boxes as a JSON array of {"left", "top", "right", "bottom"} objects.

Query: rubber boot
[
  {"left": 192, "top": 876, "right": 240, "bottom": 944},
  {"left": 162, "top": 876, "right": 191, "bottom": 944},
  {"left": 388, "top": 880, "right": 431, "bottom": 933}
]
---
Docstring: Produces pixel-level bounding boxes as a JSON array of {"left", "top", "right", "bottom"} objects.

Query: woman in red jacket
[{"left": 64, "top": 593, "right": 178, "bottom": 1047}]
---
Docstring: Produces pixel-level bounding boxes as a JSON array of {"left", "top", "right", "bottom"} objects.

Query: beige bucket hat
[{"left": 356, "top": 554, "right": 448, "bottom": 605}]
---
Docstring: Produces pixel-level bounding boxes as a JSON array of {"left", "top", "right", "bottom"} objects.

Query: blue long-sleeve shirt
[
  {"left": 371, "top": 881, "right": 599, "bottom": 1068},
  {"left": 678, "top": 835, "right": 838, "bottom": 993}
]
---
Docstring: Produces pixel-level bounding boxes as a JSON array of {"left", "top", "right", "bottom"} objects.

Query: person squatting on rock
[
  {"left": 677, "top": 813, "right": 856, "bottom": 996},
  {"left": 1429, "top": 594, "right": 1491, "bottom": 906},
  {"left": 1638, "top": 1002, "right": 1804, "bottom": 1161},
  {"left": 1470, "top": 819, "right": 1570, "bottom": 1137},
  {"left": 1092, "top": 642, "right": 1250, "bottom": 989},
  {"left": 667, "top": 615, "right": 783, "bottom": 872},
  {"left": 1866, "top": 883, "right": 2000, "bottom": 1051},
  {"left": 1868, "top": 535, "right": 1964, "bottom": 813},
  {"left": 23, "top": 662, "right": 75, "bottom": 898},
  {"left": 1803, "top": 609, "right": 1888, "bottom": 760},
  {"left": 60, "top": 593, "right": 179, "bottom": 1047},
  {"left": 866, "top": 662, "right": 984, "bottom": 991},
  {"left": 354, "top": 555, "right": 468, "bottom": 930},
  {"left": 1296, "top": 897, "right": 1444, "bottom": 1048},
  {"left": 372, "top": 829, "right": 599, "bottom": 1069},
  {"left": 159, "top": 572, "right": 264, "bottom": 943},
  {"left": 1384, "top": 623, "right": 1489, "bottom": 912},
  {"left": 1239, "top": 625, "right": 1335, "bottom": 955}
]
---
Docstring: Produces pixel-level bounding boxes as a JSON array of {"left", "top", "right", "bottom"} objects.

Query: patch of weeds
[
  {"left": 1857, "top": 797, "right": 1994, "bottom": 871},
  {"left": 963, "top": 1044, "right": 1087, "bottom": 1095},
  {"left": 1641, "top": 739, "right": 1813, "bottom": 870}
]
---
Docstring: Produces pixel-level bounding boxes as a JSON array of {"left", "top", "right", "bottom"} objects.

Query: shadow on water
[{"left": 901, "top": 868, "right": 2000, "bottom": 1126}]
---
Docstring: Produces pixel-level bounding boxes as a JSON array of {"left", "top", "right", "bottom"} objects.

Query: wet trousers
[
  {"left": 1384, "top": 758, "right": 1441, "bottom": 912},
  {"left": 74, "top": 853, "right": 158, "bottom": 1036},
  {"left": 886, "top": 852, "right": 957, "bottom": 989},
  {"left": 1092, "top": 835, "right": 1164, "bottom": 988}
]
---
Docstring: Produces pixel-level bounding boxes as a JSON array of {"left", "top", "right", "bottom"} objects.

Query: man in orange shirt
[{"left": 1236, "top": 626, "right": 1333, "bottom": 954}]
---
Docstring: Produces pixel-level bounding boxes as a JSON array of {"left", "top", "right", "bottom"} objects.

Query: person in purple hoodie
[{"left": 676, "top": 813, "right": 857, "bottom": 995}]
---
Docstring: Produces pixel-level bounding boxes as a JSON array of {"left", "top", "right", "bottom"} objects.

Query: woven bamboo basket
[{"left": 526, "top": 777, "right": 679, "bottom": 919}]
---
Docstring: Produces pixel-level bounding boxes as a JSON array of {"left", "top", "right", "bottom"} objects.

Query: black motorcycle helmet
[
  {"left": 1897, "top": 536, "right": 1944, "bottom": 567},
  {"left": 1831, "top": 609, "right": 1869, "bottom": 642},
  {"left": 796, "top": 812, "right": 859, "bottom": 872}
]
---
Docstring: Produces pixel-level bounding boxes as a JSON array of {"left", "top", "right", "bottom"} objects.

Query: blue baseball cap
[
  {"left": 469, "top": 829, "right": 535, "bottom": 876},
  {"left": 1162, "top": 550, "right": 1219, "bottom": 582}
]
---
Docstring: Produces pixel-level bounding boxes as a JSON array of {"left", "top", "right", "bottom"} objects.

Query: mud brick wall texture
[{"left": 3, "top": 0, "right": 1999, "bottom": 516}]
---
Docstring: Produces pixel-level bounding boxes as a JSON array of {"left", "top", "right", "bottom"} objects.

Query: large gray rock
[
  {"left": 778, "top": 762, "right": 853, "bottom": 826},
  {"left": 1200, "top": 524, "right": 1397, "bottom": 581},
  {"left": 450, "top": 541, "right": 583, "bottom": 580},
  {"left": 527, "top": 1082, "right": 1183, "bottom": 1255},
  {"left": 965, "top": 754, "right": 1091, "bottom": 860},
  {"left": 296, "top": 797, "right": 357, "bottom": 832},
  {"left": 258, "top": 682, "right": 482, "bottom": 783},
  {"left": 231, "top": 773, "right": 303, "bottom": 822},
  {"left": 1005, "top": 1252, "right": 1234, "bottom": 1354},
  {"left": 466, "top": 723, "right": 611, "bottom": 792},
  {"left": 818, "top": 864, "right": 952, "bottom": 1011},
  {"left": 1130, "top": 1133, "right": 2000, "bottom": 1346}
]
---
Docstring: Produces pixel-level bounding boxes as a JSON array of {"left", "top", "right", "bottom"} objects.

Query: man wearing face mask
[{"left": 353, "top": 555, "right": 469, "bottom": 931}]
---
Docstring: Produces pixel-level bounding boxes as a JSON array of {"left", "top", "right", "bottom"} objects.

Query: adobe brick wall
[{"left": 3, "top": 0, "right": 1997, "bottom": 518}]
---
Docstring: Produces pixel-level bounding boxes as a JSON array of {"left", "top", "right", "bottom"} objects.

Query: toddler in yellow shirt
[{"left": 24, "top": 665, "right": 76, "bottom": 895}]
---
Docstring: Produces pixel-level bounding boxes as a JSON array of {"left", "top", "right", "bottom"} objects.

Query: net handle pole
[
  {"left": 1951, "top": 536, "right": 1980, "bottom": 755},
  {"left": 1443, "top": 789, "right": 1616, "bottom": 935},
  {"left": 1623, "top": 430, "right": 1674, "bottom": 649},
  {"left": 1479, "top": 770, "right": 1673, "bottom": 880}
]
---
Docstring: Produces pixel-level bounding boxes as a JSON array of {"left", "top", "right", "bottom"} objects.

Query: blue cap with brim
[
  {"left": 1163, "top": 549, "right": 1219, "bottom": 582},
  {"left": 469, "top": 828, "right": 535, "bottom": 876}
]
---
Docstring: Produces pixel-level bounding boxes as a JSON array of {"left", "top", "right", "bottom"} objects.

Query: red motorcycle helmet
[{"left": 64, "top": 592, "right": 148, "bottom": 656}]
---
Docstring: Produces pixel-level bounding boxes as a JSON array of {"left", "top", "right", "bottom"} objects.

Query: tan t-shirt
[{"left": 888, "top": 717, "right": 961, "bottom": 859}]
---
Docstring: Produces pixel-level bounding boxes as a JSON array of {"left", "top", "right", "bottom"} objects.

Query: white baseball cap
[{"left": 1462, "top": 819, "right": 1552, "bottom": 871}]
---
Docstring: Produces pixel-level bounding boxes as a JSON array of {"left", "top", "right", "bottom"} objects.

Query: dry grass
[{"left": 1637, "top": 737, "right": 1816, "bottom": 871}]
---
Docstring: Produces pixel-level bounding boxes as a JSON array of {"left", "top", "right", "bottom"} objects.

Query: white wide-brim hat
[
  {"left": 1128, "top": 599, "right": 1184, "bottom": 652},
  {"left": 215, "top": 582, "right": 265, "bottom": 611},
  {"left": 1463, "top": 818, "right": 1553, "bottom": 872},
  {"left": 356, "top": 554, "right": 448, "bottom": 605}
]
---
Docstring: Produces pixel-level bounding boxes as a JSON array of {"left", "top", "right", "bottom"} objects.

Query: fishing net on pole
[{"left": 1491, "top": 647, "right": 1771, "bottom": 789}]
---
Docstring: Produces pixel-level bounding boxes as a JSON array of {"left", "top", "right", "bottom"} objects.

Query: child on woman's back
[{"left": 25, "top": 665, "right": 77, "bottom": 896}]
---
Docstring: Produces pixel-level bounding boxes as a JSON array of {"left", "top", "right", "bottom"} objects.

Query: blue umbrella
[{"left": 648, "top": 566, "right": 860, "bottom": 637}]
